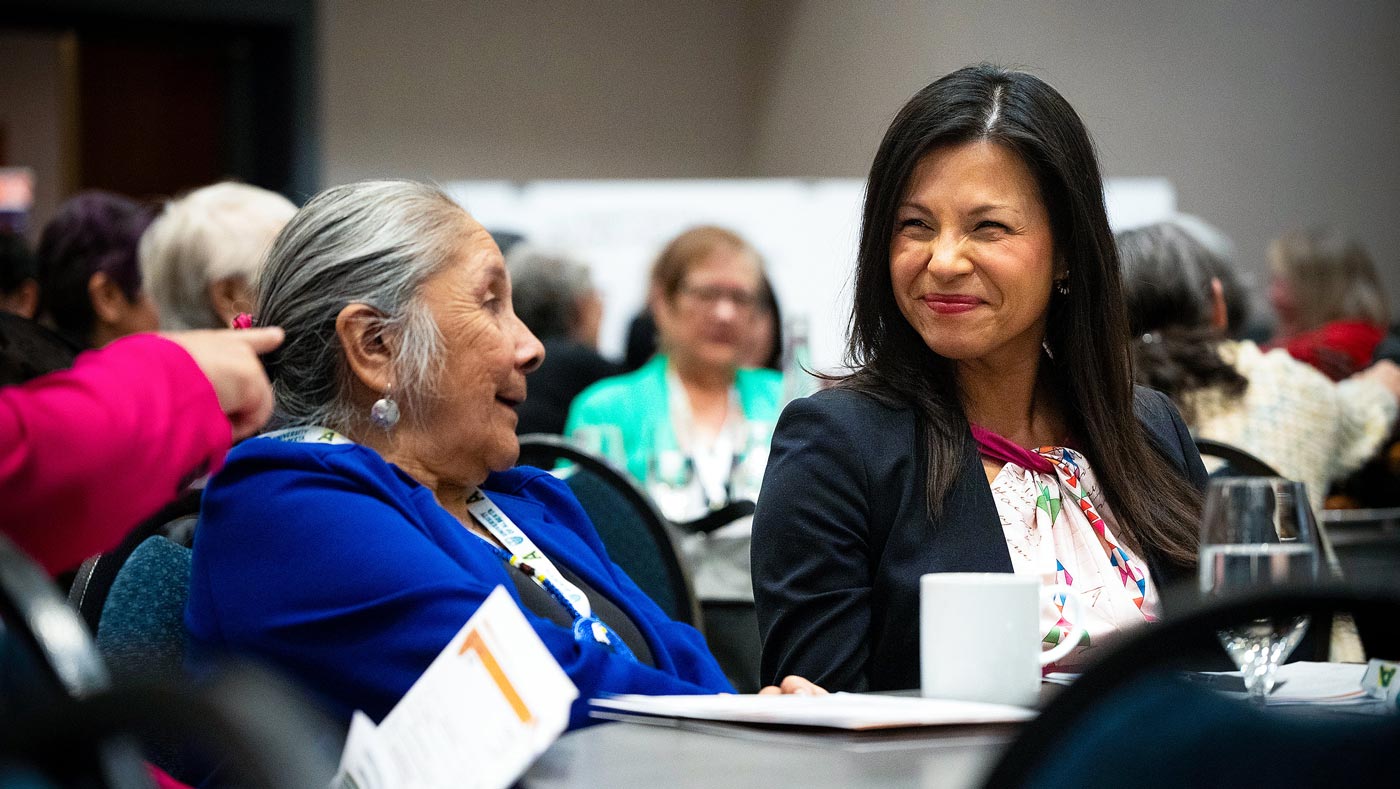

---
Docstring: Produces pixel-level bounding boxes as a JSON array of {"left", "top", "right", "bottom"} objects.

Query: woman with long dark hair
[{"left": 751, "top": 64, "right": 1208, "bottom": 692}]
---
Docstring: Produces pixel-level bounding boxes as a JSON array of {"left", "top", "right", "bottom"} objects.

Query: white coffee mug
[{"left": 920, "top": 572, "right": 1087, "bottom": 708}]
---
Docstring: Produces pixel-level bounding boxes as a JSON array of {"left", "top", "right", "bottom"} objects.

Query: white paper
[
  {"left": 333, "top": 586, "right": 579, "bottom": 789},
  {"left": 1203, "top": 661, "right": 1369, "bottom": 705},
  {"left": 589, "top": 692, "right": 1034, "bottom": 730}
]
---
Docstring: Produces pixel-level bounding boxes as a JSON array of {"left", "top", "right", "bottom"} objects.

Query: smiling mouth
[{"left": 922, "top": 295, "right": 983, "bottom": 314}]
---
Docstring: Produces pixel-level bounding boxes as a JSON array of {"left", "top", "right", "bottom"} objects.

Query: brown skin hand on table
[{"left": 761, "top": 674, "right": 823, "bottom": 693}]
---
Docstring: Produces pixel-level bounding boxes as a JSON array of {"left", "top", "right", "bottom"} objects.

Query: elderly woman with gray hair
[
  {"left": 140, "top": 181, "right": 297, "bottom": 330},
  {"left": 185, "top": 180, "right": 820, "bottom": 732}
]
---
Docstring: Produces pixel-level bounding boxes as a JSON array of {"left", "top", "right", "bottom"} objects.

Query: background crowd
[{"left": 2, "top": 58, "right": 1399, "bottom": 787}]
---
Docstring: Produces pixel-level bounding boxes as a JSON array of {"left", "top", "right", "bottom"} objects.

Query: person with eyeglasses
[{"left": 565, "top": 225, "right": 783, "bottom": 692}]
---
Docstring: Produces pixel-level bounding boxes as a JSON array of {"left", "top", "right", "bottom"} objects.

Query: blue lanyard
[{"left": 487, "top": 541, "right": 637, "bottom": 663}]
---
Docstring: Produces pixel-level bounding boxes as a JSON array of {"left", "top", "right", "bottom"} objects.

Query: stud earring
[{"left": 370, "top": 384, "right": 400, "bottom": 430}]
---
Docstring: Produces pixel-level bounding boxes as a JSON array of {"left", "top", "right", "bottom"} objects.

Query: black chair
[
  {"left": 81, "top": 536, "right": 193, "bottom": 687},
  {"left": 0, "top": 534, "right": 112, "bottom": 705},
  {"left": 1, "top": 532, "right": 341, "bottom": 788},
  {"left": 0, "top": 665, "right": 342, "bottom": 789},
  {"left": 1193, "top": 438, "right": 1281, "bottom": 478},
  {"left": 1320, "top": 507, "right": 1400, "bottom": 581},
  {"left": 65, "top": 495, "right": 205, "bottom": 778},
  {"left": 68, "top": 489, "right": 202, "bottom": 635},
  {"left": 1319, "top": 507, "right": 1400, "bottom": 658},
  {"left": 984, "top": 584, "right": 1400, "bottom": 788},
  {"left": 0, "top": 533, "right": 152, "bottom": 789},
  {"left": 516, "top": 433, "right": 702, "bottom": 628}
]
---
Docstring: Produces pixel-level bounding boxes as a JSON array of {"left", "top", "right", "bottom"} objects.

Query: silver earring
[
  {"left": 370, "top": 385, "right": 400, "bottom": 430},
  {"left": 1055, "top": 278, "right": 1070, "bottom": 296},
  {"left": 1042, "top": 340, "right": 1055, "bottom": 360}
]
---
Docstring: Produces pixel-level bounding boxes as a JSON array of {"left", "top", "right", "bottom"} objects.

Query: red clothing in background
[
  {"left": 0, "top": 334, "right": 229, "bottom": 574},
  {"left": 1271, "top": 320, "right": 1384, "bottom": 381}
]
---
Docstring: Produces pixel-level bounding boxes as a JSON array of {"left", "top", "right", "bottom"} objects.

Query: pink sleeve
[
  {"left": 0, "top": 334, "right": 231, "bottom": 574},
  {"left": 148, "top": 763, "right": 191, "bottom": 789}
]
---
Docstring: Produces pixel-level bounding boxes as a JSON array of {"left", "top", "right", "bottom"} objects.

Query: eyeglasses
[{"left": 676, "top": 284, "right": 761, "bottom": 312}]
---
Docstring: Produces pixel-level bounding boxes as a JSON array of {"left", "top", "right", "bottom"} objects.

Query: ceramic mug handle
[{"left": 1037, "top": 584, "right": 1087, "bottom": 666}]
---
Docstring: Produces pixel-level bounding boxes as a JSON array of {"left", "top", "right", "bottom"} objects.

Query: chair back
[
  {"left": 0, "top": 534, "right": 152, "bottom": 788},
  {"left": 93, "top": 536, "right": 192, "bottom": 687},
  {"left": 1193, "top": 438, "right": 1281, "bottom": 478},
  {"left": 0, "top": 665, "right": 341, "bottom": 789},
  {"left": 0, "top": 533, "right": 109, "bottom": 705},
  {"left": 984, "top": 584, "right": 1400, "bottom": 788},
  {"left": 68, "top": 489, "right": 201, "bottom": 635},
  {"left": 517, "top": 433, "right": 702, "bottom": 628},
  {"left": 1319, "top": 507, "right": 1400, "bottom": 581}
]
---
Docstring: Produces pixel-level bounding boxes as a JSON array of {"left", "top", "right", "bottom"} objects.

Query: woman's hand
[
  {"left": 164, "top": 327, "right": 284, "bottom": 440},
  {"left": 1353, "top": 359, "right": 1400, "bottom": 402},
  {"left": 757, "top": 675, "right": 828, "bottom": 696}
]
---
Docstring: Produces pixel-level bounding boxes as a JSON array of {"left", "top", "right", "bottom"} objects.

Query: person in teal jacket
[{"left": 565, "top": 226, "right": 782, "bottom": 691}]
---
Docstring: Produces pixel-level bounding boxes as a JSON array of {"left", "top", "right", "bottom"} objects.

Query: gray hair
[
  {"left": 257, "top": 180, "right": 471, "bottom": 433},
  {"left": 505, "top": 243, "right": 595, "bottom": 340},
  {"left": 141, "top": 182, "right": 296, "bottom": 329}
]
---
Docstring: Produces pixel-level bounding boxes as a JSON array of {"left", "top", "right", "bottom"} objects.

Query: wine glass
[
  {"left": 728, "top": 420, "right": 774, "bottom": 503},
  {"left": 1198, "top": 477, "right": 1321, "bottom": 703},
  {"left": 644, "top": 429, "right": 699, "bottom": 522},
  {"left": 570, "top": 424, "right": 627, "bottom": 471}
]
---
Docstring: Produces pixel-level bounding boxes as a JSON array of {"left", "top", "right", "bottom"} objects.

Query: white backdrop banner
[{"left": 445, "top": 177, "right": 1174, "bottom": 372}]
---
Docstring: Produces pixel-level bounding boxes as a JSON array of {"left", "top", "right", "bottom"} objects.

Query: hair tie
[{"left": 232, "top": 313, "right": 256, "bottom": 330}]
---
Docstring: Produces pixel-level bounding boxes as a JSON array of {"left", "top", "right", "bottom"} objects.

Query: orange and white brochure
[{"left": 333, "top": 586, "right": 579, "bottom": 789}]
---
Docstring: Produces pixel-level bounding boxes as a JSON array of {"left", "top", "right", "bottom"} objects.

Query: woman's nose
[
  {"left": 516, "top": 320, "right": 545, "bottom": 373},
  {"left": 926, "top": 235, "right": 973, "bottom": 278},
  {"left": 712, "top": 298, "right": 740, "bottom": 322}
]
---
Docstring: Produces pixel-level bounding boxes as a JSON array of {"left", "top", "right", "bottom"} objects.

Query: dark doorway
[
  {"left": 1, "top": 1, "right": 316, "bottom": 209},
  {"left": 78, "top": 32, "right": 226, "bottom": 199}
]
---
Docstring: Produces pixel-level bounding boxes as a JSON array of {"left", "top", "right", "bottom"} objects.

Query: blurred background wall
[{"left": 5, "top": 0, "right": 1398, "bottom": 320}]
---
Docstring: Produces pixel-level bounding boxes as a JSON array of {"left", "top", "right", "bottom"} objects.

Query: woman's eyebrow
[{"left": 968, "top": 202, "right": 1019, "bottom": 216}]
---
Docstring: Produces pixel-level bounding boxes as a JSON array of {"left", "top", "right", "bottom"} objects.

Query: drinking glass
[
  {"left": 1198, "top": 477, "right": 1321, "bottom": 702},
  {"left": 645, "top": 429, "right": 699, "bottom": 522},
  {"left": 569, "top": 424, "right": 627, "bottom": 471},
  {"left": 728, "top": 420, "right": 774, "bottom": 503}
]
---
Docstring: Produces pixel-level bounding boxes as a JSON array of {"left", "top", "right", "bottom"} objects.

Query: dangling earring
[
  {"left": 1042, "top": 339, "right": 1055, "bottom": 360},
  {"left": 370, "top": 384, "right": 400, "bottom": 430},
  {"left": 1055, "top": 276, "right": 1070, "bottom": 296}
]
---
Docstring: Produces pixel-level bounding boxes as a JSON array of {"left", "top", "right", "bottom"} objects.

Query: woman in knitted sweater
[{"left": 1118, "top": 220, "right": 1400, "bottom": 512}]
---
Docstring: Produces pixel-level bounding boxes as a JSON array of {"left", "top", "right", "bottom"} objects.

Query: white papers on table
[
  {"left": 1204, "top": 661, "right": 1370, "bottom": 705},
  {"left": 589, "top": 692, "right": 1035, "bottom": 730},
  {"left": 333, "top": 586, "right": 579, "bottom": 789}
]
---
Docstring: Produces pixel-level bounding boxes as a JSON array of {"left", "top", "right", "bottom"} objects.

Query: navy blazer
[{"left": 751, "top": 386, "right": 1208, "bottom": 691}]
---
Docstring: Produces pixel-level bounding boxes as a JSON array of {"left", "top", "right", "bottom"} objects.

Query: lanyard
[
  {"left": 465, "top": 489, "right": 636, "bottom": 661},
  {"left": 263, "top": 426, "right": 636, "bottom": 661},
  {"left": 663, "top": 365, "right": 743, "bottom": 512},
  {"left": 263, "top": 426, "right": 354, "bottom": 445}
]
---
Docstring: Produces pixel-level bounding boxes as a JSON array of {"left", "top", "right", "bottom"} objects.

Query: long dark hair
[
  {"left": 841, "top": 64, "right": 1200, "bottom": 566},
  {"left": 1117, "top": 221, "right": 1248, "bottom": 421}
]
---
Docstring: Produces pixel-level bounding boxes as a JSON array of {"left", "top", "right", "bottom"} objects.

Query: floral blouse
[{"left": 974, "top": 427, "right": 1160, "bottom": 672}]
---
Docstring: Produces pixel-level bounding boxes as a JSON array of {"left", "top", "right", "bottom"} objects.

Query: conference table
[
  {"left": 522, "top": 717, "right": 1017, "bottom": 789},
  {"left": 521, "top": 690, "right": 1038, "bottom": 789}
]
